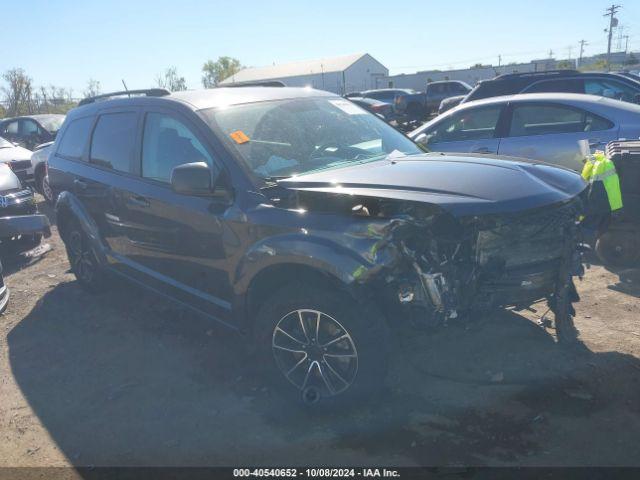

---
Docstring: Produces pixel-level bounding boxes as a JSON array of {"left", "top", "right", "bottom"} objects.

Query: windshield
[
  {"left": 38, "top": 115, "right": 65, "bottom": 133},
  {"left": 202, "top": 97, "right": 421, "bottom": 180}
]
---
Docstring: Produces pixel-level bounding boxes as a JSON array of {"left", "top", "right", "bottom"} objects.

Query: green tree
[
  {"left": 156, "top": 67, "right": 187, "bottom": 91},
  {"left": 2, "top": 68, "right": 34, "bottom": 116},
  {"left": 556, "top": 60, "right": 575, "bottom": 70},
  {"left": 201, "top": 56, "right": 242, "bottom": 88},
  {"left": 84, "top": 78, "right": 102, "bottom": 98}
]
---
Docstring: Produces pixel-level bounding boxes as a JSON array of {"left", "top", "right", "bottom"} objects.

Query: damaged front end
[{"left": 286, "top": 188, "right": 585, "bottom": 332}]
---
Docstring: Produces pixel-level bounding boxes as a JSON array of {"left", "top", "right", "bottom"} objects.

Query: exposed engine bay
[{"left": 266, "top": 185, "right": 585, "bottom": 331}]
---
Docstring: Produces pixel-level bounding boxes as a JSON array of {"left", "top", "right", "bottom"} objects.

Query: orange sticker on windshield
[{"left": 230, "top": 130, "right": 250, "bottom": 144}]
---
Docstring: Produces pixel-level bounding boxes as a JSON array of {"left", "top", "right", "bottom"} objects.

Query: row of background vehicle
[
  {"left": 345, "top": 70, "right": 640, "bottom": 131},
  {"left": 340, "top": 69, "right": 640, "bottom": 173}
]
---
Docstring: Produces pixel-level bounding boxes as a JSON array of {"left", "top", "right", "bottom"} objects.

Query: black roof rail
[
  {"left": 78, "top": 88, "right": 171, "bottom": 106},
  {"left": 495, "top": 69, "right": 580, "bottom": 80},
  {"left": 222, "top": 80, "right": 286, "bottom": 88}
]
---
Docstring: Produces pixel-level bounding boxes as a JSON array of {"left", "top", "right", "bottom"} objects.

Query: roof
[
  {"left": 70, "top": 87, "right": 336, "bottom": 115},
  {"left": 220, "top": 53, "right": 374, "bottom": 84}
]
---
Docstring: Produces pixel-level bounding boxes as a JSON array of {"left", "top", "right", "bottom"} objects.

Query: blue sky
[{"left": 2, "top": 0, "right": 639, "bottom": 95}]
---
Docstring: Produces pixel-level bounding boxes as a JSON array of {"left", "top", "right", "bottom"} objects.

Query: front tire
[{"left": 255, "top": 283, "right": 388, "bottom": 405}]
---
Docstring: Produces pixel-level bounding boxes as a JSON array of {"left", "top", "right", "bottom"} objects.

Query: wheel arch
[
  {"left": 55, "top": 191, "right": 108, "bottom": 265},
  {"left": 234, "top": 235, "right": 386, "bottom": 334}
]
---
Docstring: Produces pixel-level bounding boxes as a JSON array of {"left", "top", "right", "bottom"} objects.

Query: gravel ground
[{"left": 0, "top": 198, "right": 639, "bottom": 468}]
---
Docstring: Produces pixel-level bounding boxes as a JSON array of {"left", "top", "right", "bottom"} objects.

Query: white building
[
  {"left": 220, "top": 53, "right": 388, "bottom": 94},
  {"left": 386, "top": 59, "right": 559, "bottom": 90}
]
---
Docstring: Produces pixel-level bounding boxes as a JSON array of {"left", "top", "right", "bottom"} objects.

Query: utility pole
[
  {"left": 604, "top": 4, "right": 621, "bottom": 71},
  {"left": 624, "top": 35, "right": 630, "bottom": 53},
  {"left": 498, "top": 54, "right": 502, "bottom": 67},
  {"left": 578, "top": 39, "right": 588, "bottom": 67},
  {"left": 616, "top": 25, "right": 625, "bottom": 51}
]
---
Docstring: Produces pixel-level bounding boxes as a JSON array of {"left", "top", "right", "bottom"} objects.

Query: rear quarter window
[
  {"left": 89, "top": 112, "right": 138, "bottom": 172},
  {"left": 57, "top": 116, "right": 94, "bottom": 159}
]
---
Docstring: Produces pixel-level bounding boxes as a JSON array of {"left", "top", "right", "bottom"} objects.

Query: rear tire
[
  {"left": 255, "top": 283, "right": 389, "bottom": 406},
  {"left": 64, "top": 222, "right": 107, "bottom": 292}
]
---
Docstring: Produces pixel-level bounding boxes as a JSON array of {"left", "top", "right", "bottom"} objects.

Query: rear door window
[
  {"left": 508, "top": 104, "right": 613, "bottom": 137},
  {"left": 57, "top": 116, "right": 94, "bottom": 159},
  {"left": 2, "top": 120, "right": 19, "bottom": 135},
  {"left": 89, "top": 112, "right": 138, "bottom": 172},
  {"left": 585, "top": 79, "right": 639, "bottom": 102},
  {"left": 429, "top": 84, "right": 446, "bottom": 95}
]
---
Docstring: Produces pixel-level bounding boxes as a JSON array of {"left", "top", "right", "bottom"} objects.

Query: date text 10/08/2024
[{"left": 233, "top": 468, "right": 401, "bottom": 478}]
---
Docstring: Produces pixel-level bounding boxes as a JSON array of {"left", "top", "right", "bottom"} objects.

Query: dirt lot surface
[{"left": 1, "top": 199, "right": 639, "bottom": 468}]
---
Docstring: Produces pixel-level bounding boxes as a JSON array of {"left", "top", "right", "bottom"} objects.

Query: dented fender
[
  {"left": 55, "top": 191, "right": 108, "bottom": 265},
  {"left": 234, "top": 227, "right": 396, "bottom": 295}
]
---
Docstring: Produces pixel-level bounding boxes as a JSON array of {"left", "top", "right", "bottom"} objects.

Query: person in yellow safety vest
[{"left": 581, "top": 151, "right": 623, "bottom": 213}]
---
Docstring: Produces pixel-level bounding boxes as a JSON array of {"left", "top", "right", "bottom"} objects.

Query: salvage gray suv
[{"left": 49, "top": 87, "right": 586, "bottom": 404}]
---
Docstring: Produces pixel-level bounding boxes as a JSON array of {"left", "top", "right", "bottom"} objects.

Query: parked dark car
[
  {"left": 0, "top": 162, "right": 50, "bottom": 251},
  {"left": 347, "top": 97, "right": 397, "bottom": 122},
  {"left": 0, "top": 114, "right": 65, "bottom": 150},
  {"left": 424, "top": 80, "right": 471, "bottom": 114},
  {"left": 49, "top": 87, "right": 586, "bottom": 405},
  {"left": 346, "top": 88, "right": 427, "bottom": 120},
  {"left": 438, "top": 70, "right": 640, "bottom": 113}
]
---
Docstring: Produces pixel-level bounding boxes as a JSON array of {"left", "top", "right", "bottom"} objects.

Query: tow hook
[{"left": 302, "top": 386, "right": 322, "bottom": 405}]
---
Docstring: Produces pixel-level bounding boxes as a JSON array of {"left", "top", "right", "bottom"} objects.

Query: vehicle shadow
[
  {"left": 604, "top": 266, "right": 640, "bottom": 298},
  {"left": 8, "top": 280, "right": 640, "bottom": 467},
  {"left": 582, "top": 250, "right": 640, "bottom": 299}
]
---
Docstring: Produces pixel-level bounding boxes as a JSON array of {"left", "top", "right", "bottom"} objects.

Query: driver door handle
[
  {"left": 74, "top": 179, "right": 88, "bottom": 191},
  {"left": 472, "top": 147, "right": 490, "bottom": 153},
  {"left": 128, "top": 195, "right": 150, "bottom": 208}
]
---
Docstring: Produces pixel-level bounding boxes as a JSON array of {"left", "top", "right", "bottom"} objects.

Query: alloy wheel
[
  {"left": 271, "top": 309, "right": 358, "bottom": 397},
  {"left": 68, "top": 230, "right": 96, "bottom": 284}
]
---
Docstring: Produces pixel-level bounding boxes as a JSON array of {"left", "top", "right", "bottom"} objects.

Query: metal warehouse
[{"left": 220, "top": 53, "right": 388, "bottom": 94}]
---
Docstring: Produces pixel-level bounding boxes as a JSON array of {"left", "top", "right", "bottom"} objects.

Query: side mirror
[
  {"left": 413, "top": 132, "right": 431, "bottom": 152},
  {"left": 171, "top": 162, "right": 214, "bottom": 196},
  {"left": 414, "top": 132, "right": 430, "bottom": 146}
]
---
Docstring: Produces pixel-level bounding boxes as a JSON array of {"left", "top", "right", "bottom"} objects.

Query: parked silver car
[{"left": 410, "top": 93, "right": 640, "bottom": 171}]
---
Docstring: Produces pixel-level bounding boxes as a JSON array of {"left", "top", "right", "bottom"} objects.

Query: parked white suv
[{"left": 30, "top": 141, "right": 56, "bottom": 203}]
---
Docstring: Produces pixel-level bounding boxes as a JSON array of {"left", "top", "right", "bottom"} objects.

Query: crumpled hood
[{"left": 277, "top": 153, "right": 587, "bottom": 216}]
